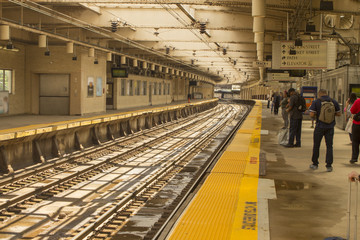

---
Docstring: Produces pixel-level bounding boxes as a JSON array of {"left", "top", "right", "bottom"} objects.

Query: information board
[{"left": 272, "top": 40, "right": 336, "bottom": 70}]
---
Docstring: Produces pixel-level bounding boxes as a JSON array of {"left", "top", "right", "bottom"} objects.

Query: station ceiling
[{"left": 1, "top": 0, "right": 359, "bottom": 84}]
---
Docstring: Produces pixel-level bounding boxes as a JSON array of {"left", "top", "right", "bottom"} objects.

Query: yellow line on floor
[{"left": 168, "top": 101, "right": 262, "bottom": 240}]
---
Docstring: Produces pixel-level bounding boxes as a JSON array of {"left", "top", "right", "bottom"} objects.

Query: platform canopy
[{"left": 1, "top": 0, "right": 359, "bottom": 84}]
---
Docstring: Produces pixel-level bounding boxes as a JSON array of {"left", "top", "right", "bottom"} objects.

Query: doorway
[
  {"left": 149, "top": 84, "right": 152, "bottom": 105},
  {"left": 39, "top": 74, "right": 70, "bottom": 115},
  {"left": 106, "top": 82, "right": 114, "bottom": 109}
]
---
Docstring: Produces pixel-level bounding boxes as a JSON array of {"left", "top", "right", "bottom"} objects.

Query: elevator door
[{"left": 39, "top": 74, "right": 70, "bottom": 115}]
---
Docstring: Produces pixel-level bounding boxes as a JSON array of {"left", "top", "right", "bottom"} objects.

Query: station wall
[
  {"left": 0, "top": 44, "right": 26, "bottom": 115},
  {"left": 1, "top": 44, "right": 214, "bottom": 116},
  {"left": 25, "top": 46, "right": 82, "bottom": 115},
  {"left": 112, "top": 75, "right": 172, "bottom": 110},
  {"left": 80, "top": 52, "right": 107, "bottom": 115}
]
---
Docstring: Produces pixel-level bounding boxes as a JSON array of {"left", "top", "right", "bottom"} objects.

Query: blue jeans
[
  {"left": 289, "top": 118, "right": 302, "bottom": 146},
  {"left": 311, "top": 127, "right": 334, "bottom": 167}
]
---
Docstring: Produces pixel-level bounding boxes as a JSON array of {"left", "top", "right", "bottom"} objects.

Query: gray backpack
[{"left": 318, "top": 99, "right": 335, "bottom": 124}]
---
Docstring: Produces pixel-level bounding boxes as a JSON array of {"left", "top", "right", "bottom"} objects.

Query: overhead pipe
[
  {"left": 252, "top": 0, "right": 266, "bottom": 82},
  {"left": 254, "top": 32, "right": 264, "bottom": 43},
  {"left": 6, "top": 0, "right": 218, "bottom": 82}
]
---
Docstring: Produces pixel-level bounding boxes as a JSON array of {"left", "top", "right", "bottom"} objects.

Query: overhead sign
[
  {"left": 267, "top": 73, "right": 297, "bottom": 82},
  {"left": 232, "top": 85, "right": 240, "bottom": 91},
  {"left": 272, "top": 40, "right": 336, "bottom": 70},
  {"left": 252, "top": 61, "right": 271, "bottom": 68}
]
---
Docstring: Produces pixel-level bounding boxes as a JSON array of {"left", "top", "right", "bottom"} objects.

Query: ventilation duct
[
  {"left": 252, "top": 0, "right": 266, "bottom": 17},
  {"left": 254, "top": 32, "right": 264, "bottom": 43}
]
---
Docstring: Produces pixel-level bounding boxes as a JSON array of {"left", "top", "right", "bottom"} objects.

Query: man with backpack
[
  {"left": 309, "top": 89, "right": 341, "bottom": 172},
  {"left": 284, "top": 88, "right": 306, "bottom": 148}
]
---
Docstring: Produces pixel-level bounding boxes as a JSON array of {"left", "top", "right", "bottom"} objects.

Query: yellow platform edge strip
[
  {"left": 0, "top": 99, "right": 218, "bottom": 141},
  {"left": 168, "top": 101, "right": 262, "bottom": 240}
]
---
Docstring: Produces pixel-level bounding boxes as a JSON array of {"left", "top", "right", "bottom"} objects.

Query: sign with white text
[
  {"left": 272, "top": 40, "right": 336, "bottom": 70},
  {"left": 252, "top": 61, "right": 271, "bottom": 68}
]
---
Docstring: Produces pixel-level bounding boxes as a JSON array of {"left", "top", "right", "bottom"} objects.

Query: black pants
[
  {"left": 311, "top": 127, "right": 334, "bottom": 167},
  {"left": 289, "top": 118, "right": 302, "bottom": 146},
  {"left": 351, "top": 124, "right": 360, "bottom": 161},
  {"left": 274, "top": 103, "right": 279, "bottom": 115}
]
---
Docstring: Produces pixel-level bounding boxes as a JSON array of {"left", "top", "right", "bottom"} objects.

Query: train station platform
[
  {"left": 167, "top": 100, "right": 358, "bottom": 240},
  {"left": 0, "top": 99, "right": 212, "bottom": 141},
  {"left": 0, "top": 99, "right": 217, "bottom": 174}
]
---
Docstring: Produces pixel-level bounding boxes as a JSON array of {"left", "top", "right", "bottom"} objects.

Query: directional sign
[
  {"left": 272, "top": 40, "right": 336, "bottom": 70},
  {"left": 252, "top": 61, "right": 271, "bottom": 68},
  {"left": 267, "top": 73, "right": 297, "bottom": 81}
]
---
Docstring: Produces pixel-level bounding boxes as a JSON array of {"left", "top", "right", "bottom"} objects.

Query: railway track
[{"left": 0, "top": 103, "right": 249, "bottom": 240}]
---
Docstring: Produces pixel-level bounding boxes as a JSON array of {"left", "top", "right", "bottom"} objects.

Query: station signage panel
[
  {"left": 252, "top": 61, "right": 271, "bottom": 68},
  {"left": 231, "top": 85, "right": 240, "bottom": 91},
  {"left": 272, "top": 40, "right": 336, "bottom": 70},
  {"left": 267, "top": 73, "right": 297, "bottom": 82}
]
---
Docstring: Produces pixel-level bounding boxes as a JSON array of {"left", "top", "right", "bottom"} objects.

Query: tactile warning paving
[{"left": 168, "top": 101, "right": 262, "bottom": 240}]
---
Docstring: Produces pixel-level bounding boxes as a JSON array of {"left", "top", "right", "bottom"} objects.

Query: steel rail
[
  {"left": 151, "top": 101, "right": 253, "bottom": 240},
  {"left": 0, "top": 105, "right": 225, "bottom": 213},
  {"left": 70, "top": 104, "right": 240, "bottom": 240},
  {"left": 0, "top": 105, "right": 208, "bottom": 187}
]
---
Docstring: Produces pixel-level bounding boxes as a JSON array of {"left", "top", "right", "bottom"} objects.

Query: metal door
[
  {"left": 149, "top": 84, "right": 152, "bottom": 105},
  {"left": 106, "top": 83, "right": 114, "bottom": 109},
  {"left": 39, "top": 74, "right": 70, "bottom": 115}
]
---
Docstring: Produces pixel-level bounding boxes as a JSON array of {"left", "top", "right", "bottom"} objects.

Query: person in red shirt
[{"left": 350, "top": 98, "right": 360, "bottom": 163}]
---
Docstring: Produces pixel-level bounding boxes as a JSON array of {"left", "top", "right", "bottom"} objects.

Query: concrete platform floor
[
  {"left": 261, "top": 103, "right": 360, "bottom": 240},
  {"left": 0, "top": 100, "right": 202, "bottom": 131}
]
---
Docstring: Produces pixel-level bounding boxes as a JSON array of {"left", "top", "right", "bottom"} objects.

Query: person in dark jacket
[
  {"left": 273, "top": 92, "right": 281, "bottom": 115},
  {"left": 308, "top": 89, "right": 341, "bottom": 172},
  {"left": 350, "top": 97, "right": 360, "bottom": 164},
  {"left": 281, "top": 91, "right": 289, "bottom": 128},
  {"left": 284, "top": 88, "right": 303, "bottom": 148}
]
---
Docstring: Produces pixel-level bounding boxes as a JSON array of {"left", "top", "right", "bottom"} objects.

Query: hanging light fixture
[
  {"left": 88, "top": 48, "right": 95, "bottom": 57},
  {"left": 39, "top": 35, "right": 47, "bottom": 48},
  {"left": 66, "top": 42, "right": 74, "bottom": 54},
  {"left": 133, "top": 59, "right": 138, "bottom": 67},
  {"left": 0, "top": 25, "right": 10, "bottom": 40},
  {"left": 106, "top": 52, "right": 112, "bottom": 61},
  {"left": 121, "top": 56, "right": 126, "bottom": 65}
]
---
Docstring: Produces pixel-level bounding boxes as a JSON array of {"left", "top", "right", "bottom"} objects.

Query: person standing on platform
[
  {"left": 274, "top": 92, "right": 281, "bottom": 115},
  {"left": 350, "top": 97, "right": 360, "bottom": 164},
  {"left": 308, "top": 89, "right": 341, "bottom": 172},
  {"left": 281, "top": 91, "right": 289, "bottom": 129},
  {"left": 345, "top": 93, "right": 357, "bottom": 141},
  {"left": 284, "top": 88, "right": 303, "bottom": 148}
]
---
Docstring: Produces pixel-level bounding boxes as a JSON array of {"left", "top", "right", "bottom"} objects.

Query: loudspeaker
[
  {"left": 306, "top": 24, "right": 316, "bottom": 32},
  {"left": 320, "top": 1, "right": 333, "bottom": 10}
]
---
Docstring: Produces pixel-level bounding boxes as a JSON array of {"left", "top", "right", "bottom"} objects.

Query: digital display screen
[{"left": 111, "top": 68, "right": 128, "bottom": 78}]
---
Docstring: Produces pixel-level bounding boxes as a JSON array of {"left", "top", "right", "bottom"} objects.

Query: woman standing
[
  {"left": 350, "top": 96, "right": 360, "bottom": 164},
  {"left": 281, "top": 91, "right": 289, "bottom": 128},
  {"left": 346, "top": 93, "right": 357, "bottom": 141}
]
